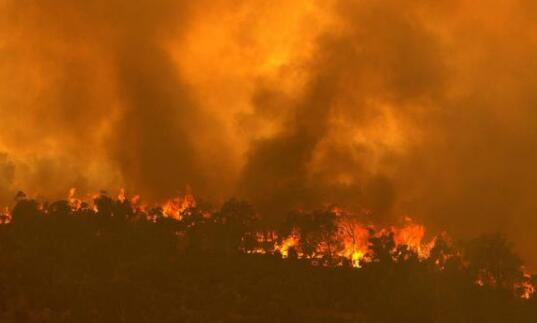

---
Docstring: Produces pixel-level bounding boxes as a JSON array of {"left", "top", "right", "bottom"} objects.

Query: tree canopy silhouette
[{"left": 0, "top": 192, "right": 534, "bottom": 322}]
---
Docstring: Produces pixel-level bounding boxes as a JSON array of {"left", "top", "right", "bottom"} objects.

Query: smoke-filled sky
[{"left": 1, "top": 0, "right": 537, "bottom": 265}]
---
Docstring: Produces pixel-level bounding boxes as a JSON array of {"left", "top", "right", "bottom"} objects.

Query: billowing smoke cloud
[
  {"left": 0, "top": 0, "right": 233, "bottom": 200},
  {"left": 240, "top": 0, "right": 446, "bottom": 222},
  {"left": 1, "top": 0, "right": 537, "bottom": 266}
]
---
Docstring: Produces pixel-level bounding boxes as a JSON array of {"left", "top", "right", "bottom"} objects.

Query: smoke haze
[{"left": 1, "top": 0, "right": 537, "bottom": 266}]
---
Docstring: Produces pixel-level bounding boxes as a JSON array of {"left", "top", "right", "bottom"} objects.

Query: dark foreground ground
[
  {"left": 0, "top": 198, "right": 535, "bottom": 322},
  {"left": 0, "top": 238, "right": 535, "bottom": 322}
]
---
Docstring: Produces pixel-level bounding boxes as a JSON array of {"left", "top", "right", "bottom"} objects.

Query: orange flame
[
  {"left": 275, "top": 234, "right": 299, "bottom": 258},
  {"left": 162, "top": 193, "right": 197, "bottom": 220}
]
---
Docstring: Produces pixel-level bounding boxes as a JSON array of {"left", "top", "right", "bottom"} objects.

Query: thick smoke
[
  {"left": 240, "top": 0, "right": 446, "bottom": 222},
  {"left": 0, "top": 0, "right": 232, "bottom": 200},
  {"left": 1, "top": 0, "right": 537, "bottom": 266}
]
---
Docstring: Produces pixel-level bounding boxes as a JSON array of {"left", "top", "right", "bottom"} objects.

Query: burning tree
[{"left": 3, "top": 189, "right": 536, "bottom": 303}]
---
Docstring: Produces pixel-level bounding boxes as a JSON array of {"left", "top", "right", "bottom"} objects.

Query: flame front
[{"left": 3, "top": 188, "right": 534, "bottom": 299}]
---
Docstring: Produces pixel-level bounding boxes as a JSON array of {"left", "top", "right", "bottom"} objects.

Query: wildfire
[
  {"left": 68, "top": 188, "right": 82, "bottom": 210},
  {"left": 2, "top": 188, "right": 535, "bottom": 299},
  {"left": 69, "top": 188, "right": 197, "bottom": 220},
  {"left": 0, "top": 207, "right": 10, "bottom": 224},
  {"left": 162, "top": 193, "right": 197, "bottom": 220},
  {"left": 117, "top": 188, "right": 127, "bottom": 203},
  {"left": 275, "top": 234, "right": 299, "bottom": 258},
  {"left": 337, "top": 219, "right": 434, "bottom": 265},
  {"left": 349, "top": 251, "right": 365, "bottom": 268},
  {"left": 270, "top": 208, "right": 436, "bottom": 268},
  {"left": 337, "top": 218, "right": 370, "bottom": 267},
  {"left": 393, "top": 220, "right": 434, "bottom": 258},
  {"left": 518, "top": 271, "right": 536, "bottom": 300}
]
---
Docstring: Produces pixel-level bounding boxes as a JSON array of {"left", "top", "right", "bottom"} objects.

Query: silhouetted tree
[
  {"left": 113, "top": 198, "right": 134, "bottom": 221},
  {"left": 11, "top": 193, "right": 42, "bottom": 225},
  {"left": 367, "top": 230, "right": 396, "bottom": 264},
  {"left": 73, "top": 201, "right": 95, "bottom": 217},
  {"left": 214, "top": 198, "right": 257, "bottom": 252},
  {"left": 465, "top": 233, "right": 524, "bottom": 291},
  {"left": 94, "top": 191, "right": 114, "bottom": 218},
  {"left": 393, "top": 244, "right": 419, "bottom": 264},
  {"left": 287, "top": 246, "right": 298, "bottom": 260},
  {"left": 427, "top": 235, "right": 452, "bottom": 269},
  {"left": 47, "top": 200, "right": 71, "bottom": 219},
  {"left": 284, "top": 210, "right": 341, "bottom": 259},
  {"left": 146, "top": 206, "right": 165, "bottom": 223},
  {"left": 180, "top": 203, "right": 214, "bottom": 252}
]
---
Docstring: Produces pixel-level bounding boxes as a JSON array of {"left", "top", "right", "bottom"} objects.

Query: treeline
[{"left": 0, "top": 192, "right": 535, "bottom": 322}]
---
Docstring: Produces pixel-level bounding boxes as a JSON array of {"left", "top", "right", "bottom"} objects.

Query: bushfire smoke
[{"left": 1, "top": 0, "right": 537, "bottom": 266}]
